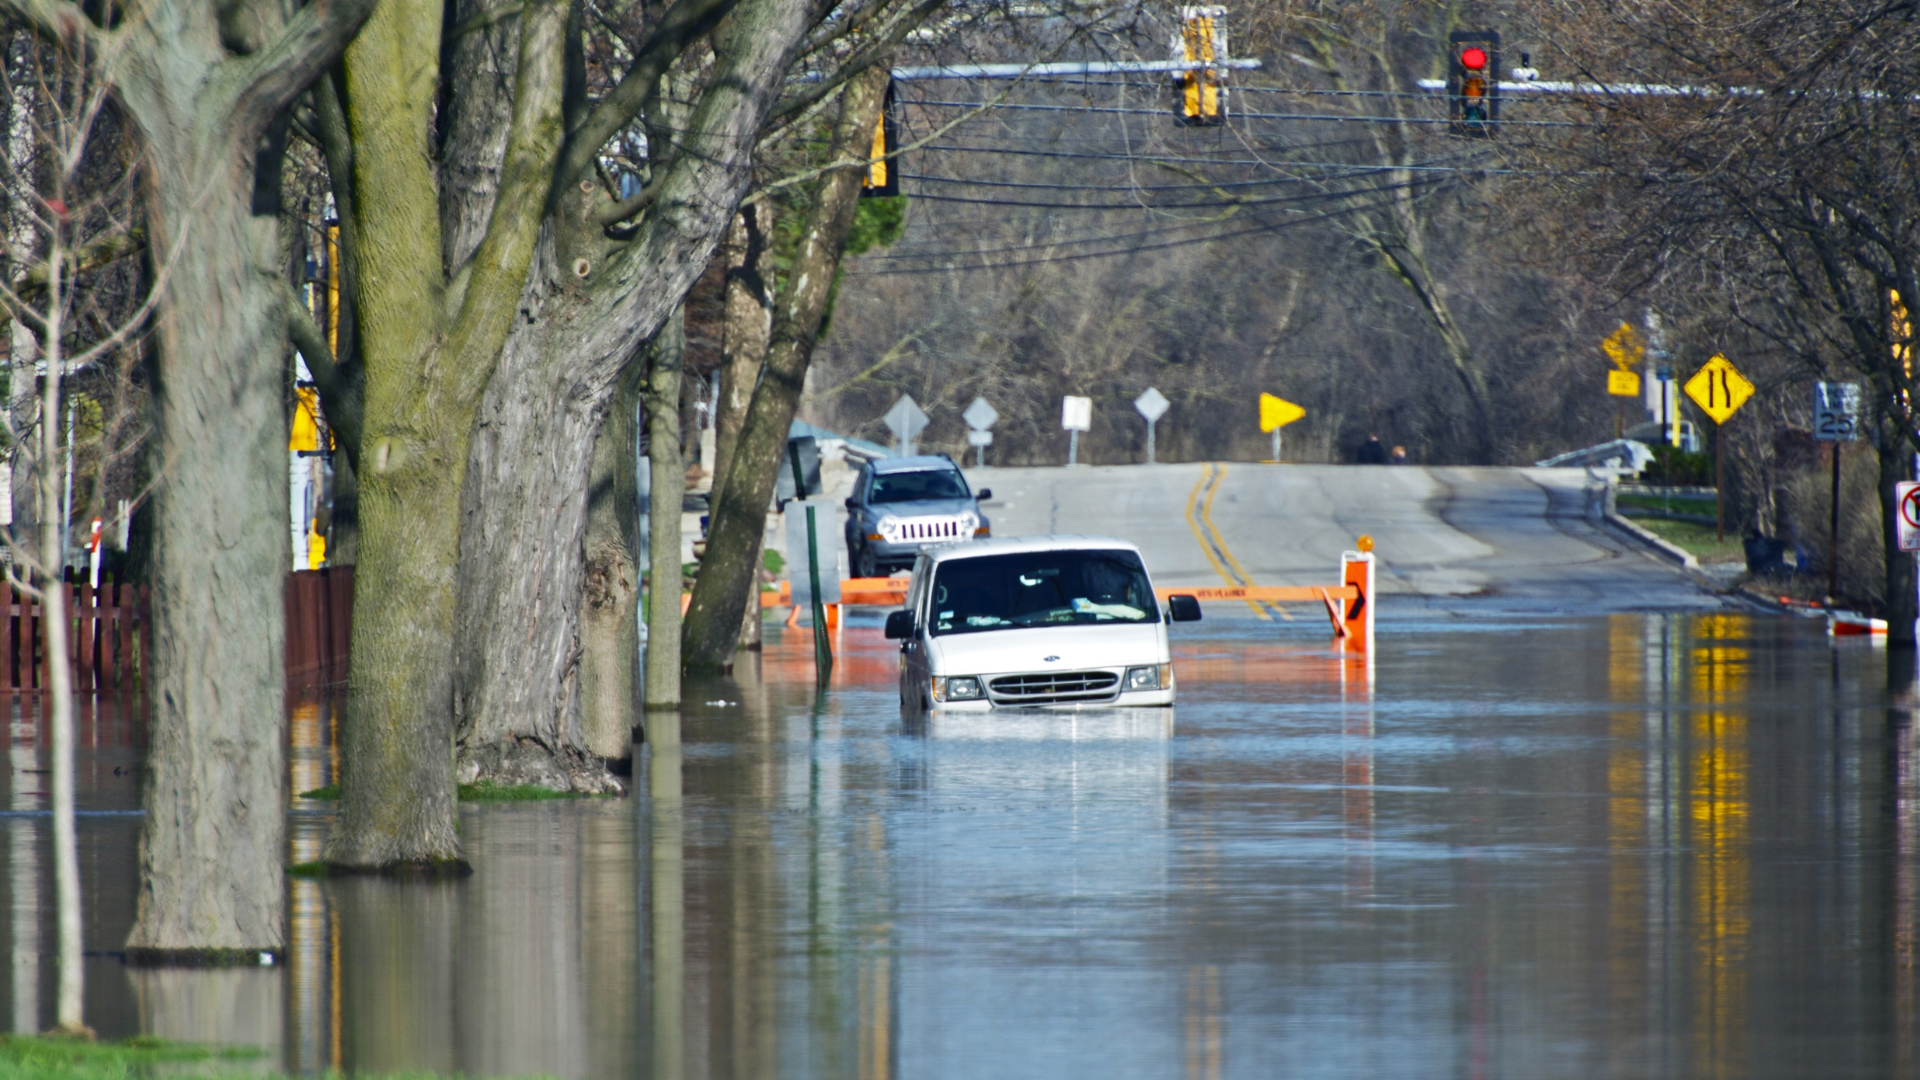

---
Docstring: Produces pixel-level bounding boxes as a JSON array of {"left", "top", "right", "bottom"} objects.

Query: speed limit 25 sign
[{"left": 1815, "top": 381, "right": 1862, "bottom": 442}]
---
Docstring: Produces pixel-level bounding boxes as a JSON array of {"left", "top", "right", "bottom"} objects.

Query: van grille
[
  {"left": 988, "top": 670, "right": 1120, "bottom": 706},
  {"left": 885, "top": 516, "right": 971, "bottom": 542}
]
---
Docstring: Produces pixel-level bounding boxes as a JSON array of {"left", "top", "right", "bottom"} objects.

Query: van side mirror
[
  {"left": 1167, "top": 595, "right": 1202, "bottom": 622},
  {"left": 844, "top": 498, "right": 856, "bottom": 509},
  {"left": 975, "top": 488, "right": 992, "bottom": 501},
  {"left": 884, "top": 610, "right": 915, "bottom": 639}
]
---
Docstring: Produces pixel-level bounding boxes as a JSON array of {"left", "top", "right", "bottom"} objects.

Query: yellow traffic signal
[
  {"left": 861, "top": 80, "right": 899, "bottom": 198},
  {"left": 1175, "top": 7, "right": 1227, "bottom": 126}
]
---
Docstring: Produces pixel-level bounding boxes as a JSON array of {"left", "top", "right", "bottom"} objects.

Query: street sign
[
  {"left": 967, "top": 430, "right": 993, "bottom": 446},
  {"left": 1899, "top": 481, "right": 1920, "bottom": 552},
  {"left": 1601, "top": 322, "right": 1645, "bottom": 371},
  {"left": 963, "top": 397, "right": 999, "bottom": 431},
  {"left": 1258, "top": 393, "right": 1305, "bottom": 432},
  {"left": 1134, "top": 387, "right": 1170, "bottom": 423},
  {"left": 1814, "top": 381, "right": 1862, "bottom": 442},
  {"left": 1607, "top": 369, "right": 1640, "bottom": 397},
  {"left": 1683, "top": 354, "right": 1754, "bottom": 424},
  {"left": 1061, "top": 396, "right": 1092, "bottom": 431},
  {"left": 883, "top": 394, "right": 929, "bottom": 455}
]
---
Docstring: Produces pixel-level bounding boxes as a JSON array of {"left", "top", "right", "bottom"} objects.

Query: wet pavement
[{"left": 2, "top": 607, "right": 1918, "bottom": 1079}]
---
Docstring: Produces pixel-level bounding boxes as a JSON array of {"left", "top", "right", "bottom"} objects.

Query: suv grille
[
  {"left": 887, "top": 516, "right": 971, "bottom": 542},
  {"left": 988, "top": 670, "right": 1119, "bottom": 706}
]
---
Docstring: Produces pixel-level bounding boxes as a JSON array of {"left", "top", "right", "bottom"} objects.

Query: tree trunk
[
  {"left": 645, "top": 314, "right": 687, "bottom": 705},
  {"left": 682, "top": 66, "right": 890, "bottom": 671},
  {"left": 112, "top": 0, "right": 386, "bottom": 947},
  {"left": 127, "top": 176, "right": 292, "bottom": 954},
  {"left": 715, "top": 206, "right": 772, "bottom": 652},
  {"left": 1880, "top": 432, "right": 1916, "bottom": 647},
  {"left": 713, "top": 205, "right": 771, "bottom": 495},
  {"left": 580, "top": 365, "right": 641, "bottom": 760}
]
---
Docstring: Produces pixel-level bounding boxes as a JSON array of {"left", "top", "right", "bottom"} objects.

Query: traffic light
[
  {"left": 861, "top": 79, "right": 899, "bottom": 198},
  {"left": 1447, "top": 30, "right": 1500, "bottom": 137},
  {"left": 1173, "top": 6, "right": 1228, "bottom": 126}
]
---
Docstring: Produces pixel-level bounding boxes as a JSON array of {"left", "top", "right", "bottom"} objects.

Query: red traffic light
[{"left": 1459, "top": 47, "right": 1488, "bottom": 71}]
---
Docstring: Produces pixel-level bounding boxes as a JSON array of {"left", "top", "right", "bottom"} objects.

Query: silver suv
[{"left": 844, "top": 455, "right": 991, "bottom": 577}]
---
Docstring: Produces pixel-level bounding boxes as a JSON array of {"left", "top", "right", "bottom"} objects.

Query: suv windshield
[
  {"left": 928, "top": 550, "right": 1159, "bottom": 635},
  {"left": 871, "top": 468, "right": 969, "bottom": 504}
]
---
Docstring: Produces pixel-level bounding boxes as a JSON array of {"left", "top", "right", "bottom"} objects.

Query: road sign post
[
  {"left": 790, "top": 442, "right": 831, "bottom": 688},
  {"left": 1134, "top": 388, "right": 1169, "bottom": 464},
  {"left": 1258, "top": 393, "right": 1305, "bottom": 462},
  {"left": 1683, "top": 354, "right": 1755, "bottom": 541},
  {"left": 1062, "top": 395, "right": 1092, "bottom": 465},
  {"left": 883, "top": 394, "right": 930, "bottom": 457},
  {"left": 963, "top": 397, "right": 999, "bottom": 468},
  {"left": 1816, "top": 382, "right": 1862, "bottom": 600}
]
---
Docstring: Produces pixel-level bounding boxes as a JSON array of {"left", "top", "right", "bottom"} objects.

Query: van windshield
[
  {"left": 870, "top": 469, "right": 969, "bottom": 504},
  {"left": 928, "top": 550, "right": 1159, "bottom": 635}
]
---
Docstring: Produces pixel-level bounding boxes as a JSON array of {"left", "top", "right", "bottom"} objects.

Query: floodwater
[{"left": 1, "top": 608, "right": 1917, "bottom": 1079}]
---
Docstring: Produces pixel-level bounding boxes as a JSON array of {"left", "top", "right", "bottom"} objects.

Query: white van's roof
[{"left": 921, "top": 535, "right": 1144, "bottom": 564}]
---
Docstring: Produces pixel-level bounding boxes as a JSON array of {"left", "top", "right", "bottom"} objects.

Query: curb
[{"left": 1591, "top": 480, "right": 1699, "bottom": 569}]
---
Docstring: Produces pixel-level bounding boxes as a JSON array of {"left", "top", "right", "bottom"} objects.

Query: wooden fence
[
  {"left": 0, "top": 573, "right": 151, "bottom": 692},
  {"left": 0, "top": 566, "right": 354, "bottom": 694}
]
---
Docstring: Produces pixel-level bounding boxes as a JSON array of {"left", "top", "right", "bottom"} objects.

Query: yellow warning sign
[
  {"left": 1259, "top": 393, "right": 1305, "bottom": 433},
  {"left": 1683, "top": 354, "right": 1754, "bottom": 424},
  {"left": 1607, "top": 369, "right": 1640, "bottom": 397},
  {"left": 1601, "top": 322, "right": 1645, "bottom": 371}
]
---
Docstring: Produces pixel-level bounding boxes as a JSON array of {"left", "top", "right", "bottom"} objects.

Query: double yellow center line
[{"left": 1183, "top": 463, "right": 1283, "bottom": 620}]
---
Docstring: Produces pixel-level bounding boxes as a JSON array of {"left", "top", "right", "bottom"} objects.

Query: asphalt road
[{"left": 964, "top": 462, "right": 1734, "bottom": 616}]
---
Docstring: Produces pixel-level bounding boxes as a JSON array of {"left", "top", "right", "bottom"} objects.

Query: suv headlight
[
  {"left": 937, "top": 676, "right": 985, "bottom": 701},
  {"left": 1124, "top": 664, "right": 1172, "bottom": 691}
]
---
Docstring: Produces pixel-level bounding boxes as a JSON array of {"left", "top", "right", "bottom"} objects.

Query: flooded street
[{"left": 2, "top": 609, "right": 1917, "bottom": 1078}]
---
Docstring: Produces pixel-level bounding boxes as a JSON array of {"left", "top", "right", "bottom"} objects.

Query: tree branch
[
  {"left": 549, "top": 0, "right": 739, "bottom": 207},
  {"left": 219, "top": 0, "right": 382, "bottom": 147},
  {"left": 280, "top": 280, "right": 363, "bottom": 470},
  {"left": 764, "top": 0, "right": 943, "bottom": 126}
]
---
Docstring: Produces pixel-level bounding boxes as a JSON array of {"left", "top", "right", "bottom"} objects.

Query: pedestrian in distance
[
  {"left": 1390, "top": 445, "right": 1409, "bottom": 465},
  {"left": 1356, "top": 434, "right": 1388, "bottom": 464}
]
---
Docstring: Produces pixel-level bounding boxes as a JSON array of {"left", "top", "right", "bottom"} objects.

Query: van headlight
[
  {"left": 938, "top": 676, "right": 985, "bottom": 701},
  {"left": 1124, "top": 664, "right": 1172, "bottom": 691}
]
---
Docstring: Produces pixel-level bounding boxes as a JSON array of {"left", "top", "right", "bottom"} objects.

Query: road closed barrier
[{"left": 1158, "top": 538, "right": 1376, "bottom": 651}]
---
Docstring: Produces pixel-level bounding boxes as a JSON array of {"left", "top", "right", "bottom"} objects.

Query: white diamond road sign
[
  {"left": 883, "top": 394, "right": 930, "bottom": 449},
  {"left": 963, "top": 397, "right": 999, "bottom": 431},
  {"left": 1814, "top": 381, "right": 1861, "bottom": 442},
  {"left": 1134, "top": 387, "right": 1169, "bottom": 423}
]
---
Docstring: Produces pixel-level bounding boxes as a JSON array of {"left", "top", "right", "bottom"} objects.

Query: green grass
[
  {"left": 297, "top": 781, "right": 584, "bottom": 803},
  {"left": 0, "top": 1034, "right": 261, "bottom": 1079},
  {"left": 456, "top": 781, "right": 576, "bottom": 802},
  {"left": 1634, "top": 517, "right": 1746, "bottom": 564},
  {"left": 0, "top": 1033, "right": 558, "bottom": 1079},
  {"left": 1617, "top": 493, "right": 1719, "bottom": 515}
]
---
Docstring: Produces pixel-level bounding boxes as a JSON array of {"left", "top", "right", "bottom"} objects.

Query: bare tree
[{"left": 0, "top": 23, "right": 157, "bottom": 1033}]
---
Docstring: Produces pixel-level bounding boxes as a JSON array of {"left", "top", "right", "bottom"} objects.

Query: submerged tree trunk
[
  {"left": 715, "top": 206, "right": 772, "bottom": 652},
  {"left": 443, "top": 4, "right": 816, "bottom": 780},
  {"left": 580, "top": 366, "right": 642, "bottom": 759},
  {"left": 645, "top": 315, "right": 687, "bottom": 704},
  {"left": 682, "top": 67, "right": 890, "bottom": 671},
  {"left": 1880, "top": 427, "right": 1917, "bottom": 647},
  {"left": 83, "top": 0, "right": 377, "bottom": 953}
]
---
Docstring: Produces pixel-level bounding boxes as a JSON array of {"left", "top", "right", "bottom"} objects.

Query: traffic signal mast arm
[
  {"left": 1417, "top": 77, "right": 1763, "bottom": 97},
  {"left": 891, "top": 59, "right": 1262, "bottom": 80}
]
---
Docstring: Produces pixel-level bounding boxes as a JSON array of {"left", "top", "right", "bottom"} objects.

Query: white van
[{"left": 884, "top": 535, "right": 1202, "bottom": 712}]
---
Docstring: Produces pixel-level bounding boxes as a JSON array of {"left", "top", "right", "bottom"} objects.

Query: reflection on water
[{"left": 0, "top": 615, "right": 1916, "bottom": 1078}]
